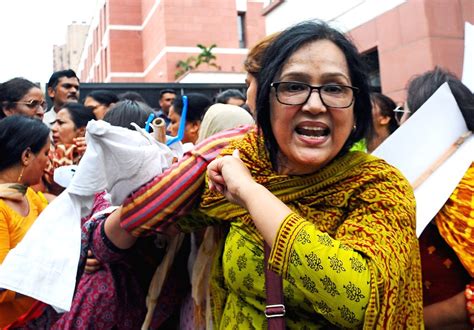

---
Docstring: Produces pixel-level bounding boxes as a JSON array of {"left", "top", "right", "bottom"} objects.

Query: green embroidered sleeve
[{"left": 268, "top": 213, "right": 370, "bottom": 327}]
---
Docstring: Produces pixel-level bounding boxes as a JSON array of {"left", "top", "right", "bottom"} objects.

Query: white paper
[
  {"left": 373, "top": 83, "right": 473, "bottom": 236},
  {"left": 0, "top": 193, "right": 82, "bottom": 312},
  {"left": 462, "top": 22, "right": 474, "bottom": 92},
  {"left": 0, "top": 121, "right": 181, "bottom": 311},
  {"left": 53, "top": 165, "right": 78, "bottom": 188},
  {"left": 414, "top": 135, "right": 474, "bottom": 236}
]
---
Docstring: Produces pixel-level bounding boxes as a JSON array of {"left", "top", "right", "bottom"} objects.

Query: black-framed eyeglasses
[
  {"left": 393, "top": 105, "right": 411, "bottom": 124},
  {"left": 14, "top": 100, "right": 47, "bottom": 109},
  {"left": 271, "top": 81, "right": 359, "bottom": 108}
]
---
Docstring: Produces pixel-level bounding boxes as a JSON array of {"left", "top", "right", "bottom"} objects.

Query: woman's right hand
[
  {"left": 208, "top": 149, "right": 293, "bottom": 246},
  {"left": 207, "top": 149, "right": 258, "bottom": 208}
]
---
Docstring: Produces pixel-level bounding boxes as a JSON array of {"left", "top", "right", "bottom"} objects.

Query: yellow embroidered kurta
[
  {"left": 121, "top": 128, "right": 423, "bottom": 328},
  {"left": 0, "top": 188, "right": 48, "bottom": 327},
  {"left": 197, "top": 130, "right": 423, "bottom": 329}
]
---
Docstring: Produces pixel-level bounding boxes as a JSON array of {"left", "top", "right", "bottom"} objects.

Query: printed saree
[
  {"left": 44, "top": 143, "right": 84, "bottom": 194},
  {"left": 194, "top": 129, "right": 423, "bottom": 328},
  {"left": 435, "top": 162, "right": 474, "bottom": 277}
]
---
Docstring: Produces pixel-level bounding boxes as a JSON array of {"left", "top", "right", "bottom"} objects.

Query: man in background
[
  {"left": 155, "top": 88, "right": 176, "bottom": 126},
  {"left": 43, "top": 69, "right": 80, "bottom": 128}
]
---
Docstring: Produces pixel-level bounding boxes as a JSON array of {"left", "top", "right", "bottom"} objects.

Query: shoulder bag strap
[{"left": 264, "top": 242, "right": 286, "bottom": 330}]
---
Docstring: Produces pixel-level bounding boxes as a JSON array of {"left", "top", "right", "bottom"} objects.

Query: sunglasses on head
[
  {"left": 393, "top": 105, "right": 411, "bottom": 123},
  {"left": 15, "top": 99, "right": 47, "bottom": 109}
]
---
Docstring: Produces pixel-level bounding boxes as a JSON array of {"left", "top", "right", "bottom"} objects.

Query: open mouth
[{"left": 295, "top": 125, "right": 330, "bottom": 138}]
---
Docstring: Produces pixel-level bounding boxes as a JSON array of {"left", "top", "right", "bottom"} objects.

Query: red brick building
[
  {"left": 264, "top": 0, "right": 474, "bottom": 102},
  {"left": 78, "top": 0, "right": 473, "bottom": 103},
  {"left": 261, "top": 0, "right": 473, "bottom": 102},
  {"left": 78, "top": 0, "right": 266, "bottom": 83},
  {"left": 348, "top": 0, "right": 474, "bottom": 101}
]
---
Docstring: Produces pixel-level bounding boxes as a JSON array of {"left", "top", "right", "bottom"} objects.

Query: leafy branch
[
  {"left": 175, "top": 44, "right": 221, "bottom": 79},
  {"left": 175, "top": 56, "right": 196, "bottom": 79}
]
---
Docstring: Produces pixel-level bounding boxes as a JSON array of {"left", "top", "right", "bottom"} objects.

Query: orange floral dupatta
[
  {"left": 435, "top": 162, "right": 474, "bottom": 277},
  {"left": 44, "top": 144, "right": 83, "bottom": 194}
]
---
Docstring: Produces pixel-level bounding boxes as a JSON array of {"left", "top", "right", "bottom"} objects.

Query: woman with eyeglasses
[
  {"left": 0, "top": 77, "right": 47, "bottom": 120},
  {"left": 102, "top": 21, "right": 423, "bottom": 328}
]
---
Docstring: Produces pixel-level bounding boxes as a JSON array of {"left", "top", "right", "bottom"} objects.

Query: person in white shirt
[{"left": 43, "top": 69, "right": 80, "bottom": 128}]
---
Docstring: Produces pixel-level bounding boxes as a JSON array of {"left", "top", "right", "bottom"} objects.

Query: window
[
  {"left": 262, "top": 0, "right": 284, "bottom": 15},
  {"left": 362, "top": 48, "right": 381, "bottom": 92},
  {"left": 237, "top": 12, "right": 246, "bottom": 48}
]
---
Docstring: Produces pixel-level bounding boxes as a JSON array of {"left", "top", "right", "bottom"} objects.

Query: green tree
[
  {"left": 175, "top": 44, "right": 220, "bottom": 79},
  {"left": 175, "top": 56, "right": 196, "bottom": 79},
  {"left": 195, "top": 44, "right": 220, "bottom": 69}
]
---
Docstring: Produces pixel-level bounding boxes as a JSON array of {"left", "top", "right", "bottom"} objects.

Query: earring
[
  {"left": 352, "top": 124, "right": 357, "bottom": 132},
  {"left": 17, "top": 166, "right": 24, "bottom": 183}
]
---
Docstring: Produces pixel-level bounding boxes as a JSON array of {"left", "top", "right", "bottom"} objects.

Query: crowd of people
[{"left": 0, "top": 19, "right": 473, "bottom": 329}]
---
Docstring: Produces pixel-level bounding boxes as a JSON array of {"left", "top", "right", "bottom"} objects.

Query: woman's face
[
  {"left": 51, "top": 108, "right": 79, "bottom": 145},
  {"left": 4, "top": 87, "right": 46, "bottom": 120},
  {"left": 270, "top": 39, "right": 355, "bottom": 175},
  {"left": 245, "top": 73, "right": 257, "bottom": 116},
  {"left": 22, "top": 140, "right": 51, "bottom": 186},
  {"left": 168, "top": 106, "right": 199, "bottom": 144},
  {"left": 167, "top": 105, "right": 180, "bottom": 138},
  {"left": 84, "top": 96, "right": 108, "bottom": 120}
]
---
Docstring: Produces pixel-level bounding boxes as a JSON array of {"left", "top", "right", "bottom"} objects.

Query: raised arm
[
  {"left": 77, "top": 126, "right": 254, "bottom": 255},
  {"left": 207, "top": 152, "right": 422, "bottom": 327}
]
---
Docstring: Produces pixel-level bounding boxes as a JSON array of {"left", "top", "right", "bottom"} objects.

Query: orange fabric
[
  {"left": 44, "top": 143, "right": 83, "bottom": 194},
  {"left": 3, "top": 301, "right": 48, "bottom": 329},
  {"left": 0, "top": 188, "right": 48, "bottom": 327},
  {"left": 435, "top": 162, "right": 474, "bottom": 277}
]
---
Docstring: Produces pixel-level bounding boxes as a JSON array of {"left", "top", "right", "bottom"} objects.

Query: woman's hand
[
  {"left": 208, "top": 149, "right": 293, "bottom": 246},
  {"left": 207, "top": 149, "right": 257, "bottom": 207},
  {"left": 74, "top": 136, "right": 87, "bottom": 154},
  {"left": 84, "top": 250, "right": 101, "bottom": 273}
]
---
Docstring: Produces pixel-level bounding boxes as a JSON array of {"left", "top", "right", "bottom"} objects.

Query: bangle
[{"left": 465, "top": 281, "right": 474, "bottom": 326}]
